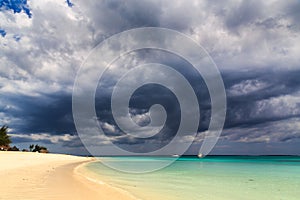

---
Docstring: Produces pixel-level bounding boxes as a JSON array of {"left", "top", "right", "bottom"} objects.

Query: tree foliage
[
  {"left": 0, "top": 125, "right": 11, "bottom": 146},
  {"left": 32, "top": 144, "right": 48, "bottom": 153},
  {"left": 8, "top": 146, "right": 19, "bottom": 151},
  {"left": 29, "top": 144, "right": 34, "bottom": 152}
]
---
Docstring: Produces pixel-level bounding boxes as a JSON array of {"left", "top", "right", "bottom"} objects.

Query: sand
[{"left": 0, "top": 151, "right": 136, "bottom": 200}]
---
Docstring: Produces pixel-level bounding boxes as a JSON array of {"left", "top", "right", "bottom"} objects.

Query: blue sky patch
[
  {"left": 13, "top": 34, "right": 21, "bottom": 41},
  {"left": 0, "top": 28, "right": 6, "bottom": 37},
  {"left": 0, "top": 0, "right": 32, "bottom": 18},
  {"left": 66, "top": 0, "right": 74, "bottom": 8}
]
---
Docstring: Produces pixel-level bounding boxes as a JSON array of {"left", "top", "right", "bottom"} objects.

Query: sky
[{"left": 0, "top": 0, "right": 300, "bottom": 155}]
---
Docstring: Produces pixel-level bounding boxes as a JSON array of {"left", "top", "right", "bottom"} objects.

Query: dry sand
[{"left": 0, "top": 151, "right": 136, "bottom": 200}]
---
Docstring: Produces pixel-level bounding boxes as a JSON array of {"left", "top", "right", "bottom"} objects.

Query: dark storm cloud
[
  {"left": 223, "top": 69, "right": 300, "bottom": 129},
  {"left": 1, "top": 0, "right": 300, "bottom": 154},
  {"left": 11, "top": 135, "right": 53, "bottom": 144},
  {"left": 2, "top": 92, "right": 76, "bottom": 135},
  {"left": 91, "top": 51, "right": 300, "bottom": 148},
  {"left": 220, "top": 117, "right": 300, "bottom": 144},
  {"left": 3, "top": 54, "right": 300, "bottom": 150},
  {"left": 95, "top": 50, "right": 212, "bottom": 141}
]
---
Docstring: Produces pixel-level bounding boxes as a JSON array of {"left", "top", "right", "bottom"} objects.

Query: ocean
[{"left": 78, "top": 156, "right": 300, "bottom": 200}]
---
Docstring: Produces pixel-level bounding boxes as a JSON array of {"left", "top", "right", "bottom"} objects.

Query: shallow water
[{"left": 81, "top": 156, "right": 300, "bottom": 200}]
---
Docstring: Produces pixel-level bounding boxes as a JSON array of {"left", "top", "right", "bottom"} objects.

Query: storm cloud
[{"left": 0, "top": 0, "right": 300, "bottom": 155}]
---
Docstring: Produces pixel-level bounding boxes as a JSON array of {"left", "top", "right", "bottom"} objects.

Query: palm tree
[
  {"left": 29, "top": 144, "right": 34, "bottom": 152},
  {"left": 32, "top": 144, "right": 48, "bottom": 153},
  {"left": 0, "top": 125, "right": 11, "bottom": 148}
]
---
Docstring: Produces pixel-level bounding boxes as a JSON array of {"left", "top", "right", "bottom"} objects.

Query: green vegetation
[
  {"left": 0, "top": 125, "right": 11, "bottom": 147},
  {"left": 0, "top": 125, "right": 48, "bottom": 153},
  {"left": 32, "top": 144, "right": 49, "bottom": 153},
  {"left": 8, "top": 146, "right": 19, "bottom": 151},
  {"left": 29, "top": 144, "right": 34, "bottom": 152}
]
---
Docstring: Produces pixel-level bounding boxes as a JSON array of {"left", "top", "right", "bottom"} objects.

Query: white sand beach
[{"left": 0, "top": 151, "right": 135, "bottom": 200}]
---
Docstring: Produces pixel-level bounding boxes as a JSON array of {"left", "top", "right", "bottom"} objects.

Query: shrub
[{"left": 8, "top": 146, "right": 19, "bottom": 151}]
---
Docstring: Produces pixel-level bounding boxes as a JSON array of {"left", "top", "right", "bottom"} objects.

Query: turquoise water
[{"left": 81, "top": 156, "right": 300, "bottom": 200}]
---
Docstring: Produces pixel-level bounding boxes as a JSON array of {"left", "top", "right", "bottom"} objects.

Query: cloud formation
[{"left": 0, "top": 0, "right": 300, "bottom": 155}]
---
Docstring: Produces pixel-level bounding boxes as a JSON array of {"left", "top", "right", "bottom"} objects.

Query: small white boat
[
  {"left": 198, "top": 153, "right": 203, "bottom": 158},
  {"left": 172, "top": 154, "right": 179, "bottom": 157}
]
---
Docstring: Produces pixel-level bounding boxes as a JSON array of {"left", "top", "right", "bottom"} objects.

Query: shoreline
[
  {"left": 0, "top": 152, "right": 136, "bottom": 200},
  {"left": 74, "top": 161, "right": 140, "bottom": 200}
]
